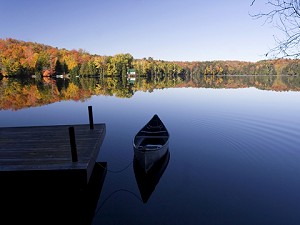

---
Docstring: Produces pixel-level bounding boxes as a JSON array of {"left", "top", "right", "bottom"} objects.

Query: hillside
[{"left": 1, "top": 38, "right": 300, "bottom": 77}]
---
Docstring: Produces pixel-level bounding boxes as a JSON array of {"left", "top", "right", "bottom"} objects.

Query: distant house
[
  {"left": 127, "top": 69, "right": 136, "bottom": 84},
  {"left": 127, "top": 69, "right": 136, "bottom": 76}
]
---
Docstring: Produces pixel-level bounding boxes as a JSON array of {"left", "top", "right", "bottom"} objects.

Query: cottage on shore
[{"left": 127, "top": 68, "right": 136, "bottom": 76}]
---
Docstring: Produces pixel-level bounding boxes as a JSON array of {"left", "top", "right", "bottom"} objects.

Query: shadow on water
[
  {"left": 0, "top": 162, "right": 107, "bottom": 225},
  {"left": 133, "top": 150, "right": 170, "bottom": 203}
]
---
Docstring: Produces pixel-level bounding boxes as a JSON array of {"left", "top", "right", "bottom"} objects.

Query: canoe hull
[
  {"left": 134, "top": 143, "right": 169, "bottom": 173},
  {"left": 133, "top": 114, "right": 169, "bottom": 173}
]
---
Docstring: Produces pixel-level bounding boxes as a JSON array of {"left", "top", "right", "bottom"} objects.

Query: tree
[
  {"left": 251, "top": 0, "right": 300, "bottom": 58},
  {"left": 106, "top": 53, "right": 133, "bottom": 76}
]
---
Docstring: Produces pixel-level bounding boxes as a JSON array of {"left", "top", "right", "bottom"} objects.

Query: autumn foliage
[
  {"left": 1, "top": 74, "right": 300, "bottom": 111},
  {"left": 1, "top": 38, "right": 300, "bottom": 78}
]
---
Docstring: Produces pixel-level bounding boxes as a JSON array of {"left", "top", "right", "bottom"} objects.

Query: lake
[{"left": 1, "top": 75, "right": 300, "bottom": 225}]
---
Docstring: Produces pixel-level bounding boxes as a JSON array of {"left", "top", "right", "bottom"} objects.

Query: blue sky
[{"left": 0, "top": 0, "right": 280, "bottom": 62}]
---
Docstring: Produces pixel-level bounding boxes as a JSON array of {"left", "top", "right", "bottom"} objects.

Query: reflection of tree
[
  {"left": 1, "top": 74, "right": 300, "bottom": 110},
  {"left": 63, "top": 83, "right": 80, "bottom": 100},
  {"left": 272, "top": 76, "right": 289, "bottom": 91},
  {"left": 94, "top": 76, "right": 134, "bottom": 98},
  {"left": 0, "top": 78, "right": 60, "bottom": 110}
]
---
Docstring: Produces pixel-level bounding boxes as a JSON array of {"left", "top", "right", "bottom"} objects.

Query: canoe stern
[{"left": 134, "top": 144, "right": 168, "bottom": 173}]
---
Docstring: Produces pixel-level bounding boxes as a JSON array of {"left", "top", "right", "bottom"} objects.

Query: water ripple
[{"left": 188, "top": 113, "right": 300, "bottom": 167}]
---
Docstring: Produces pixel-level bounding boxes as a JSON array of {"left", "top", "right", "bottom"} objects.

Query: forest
[{"left": 1, "top": 38, "right": 300, "bottom": 78}]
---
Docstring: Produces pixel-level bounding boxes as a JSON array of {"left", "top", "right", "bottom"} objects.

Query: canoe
[
  {"left": 133, "top": 150, "right": 170, "bottom": 203},
  {"left": 133, "top": 114, "right": 169, "bottom": 173}
]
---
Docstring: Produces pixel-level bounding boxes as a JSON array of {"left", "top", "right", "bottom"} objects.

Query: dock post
[
  {"left": 68, "top": 127, "right": 78, "bottom": 162},
  {"left": 88, "top": 105, "right": 94, "bottom": 130}
]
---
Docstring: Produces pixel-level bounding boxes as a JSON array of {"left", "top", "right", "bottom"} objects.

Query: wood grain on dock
[{"left": 0, "top": 123, "right": 106, "bottom": 189}]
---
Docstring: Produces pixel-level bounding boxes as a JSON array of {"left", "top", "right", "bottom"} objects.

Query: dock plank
[{"left": 0, "top": 123, "right": 106, "bottom": 189}]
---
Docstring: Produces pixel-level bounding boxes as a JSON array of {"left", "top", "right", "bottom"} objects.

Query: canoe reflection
[{"left": 133, "top": 150, "right": 170, "bottom": 203}]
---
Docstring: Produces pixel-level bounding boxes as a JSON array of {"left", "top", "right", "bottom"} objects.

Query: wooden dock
[{"left": 0, "top": 123, "right": 106, "bottom": 190}]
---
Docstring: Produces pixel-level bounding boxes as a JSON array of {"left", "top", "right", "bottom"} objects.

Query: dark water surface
[{"left": 1, "top": 87, "right": 300, "bottom": 225}]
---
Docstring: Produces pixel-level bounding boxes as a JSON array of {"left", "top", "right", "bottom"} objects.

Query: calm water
[{"left": 1, "top": 86, "right": 300, "bottom": 225}]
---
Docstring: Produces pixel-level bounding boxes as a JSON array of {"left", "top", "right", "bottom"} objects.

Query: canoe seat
[
  {"left": 138, "top": 144, "right": 162, "bottom": 150},
  {"left": 146, "top": 124, "right": 164, "bottom": 131},
  {"left": 147, "top": 124, "right": 163, "bottom": 128},
  {"left": 140, "top": 130, "right": 167, "bottom": 134}
]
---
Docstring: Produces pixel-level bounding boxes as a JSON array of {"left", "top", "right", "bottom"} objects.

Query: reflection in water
[
  {"left": 1, "top": 75, "right": 300, "bottom": 111},
  {"left": 133, "top": 150, "right": 170, "bottom": 203},
  {"left": 1, "top": 83, "right": 300, "bottom": 225}
]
